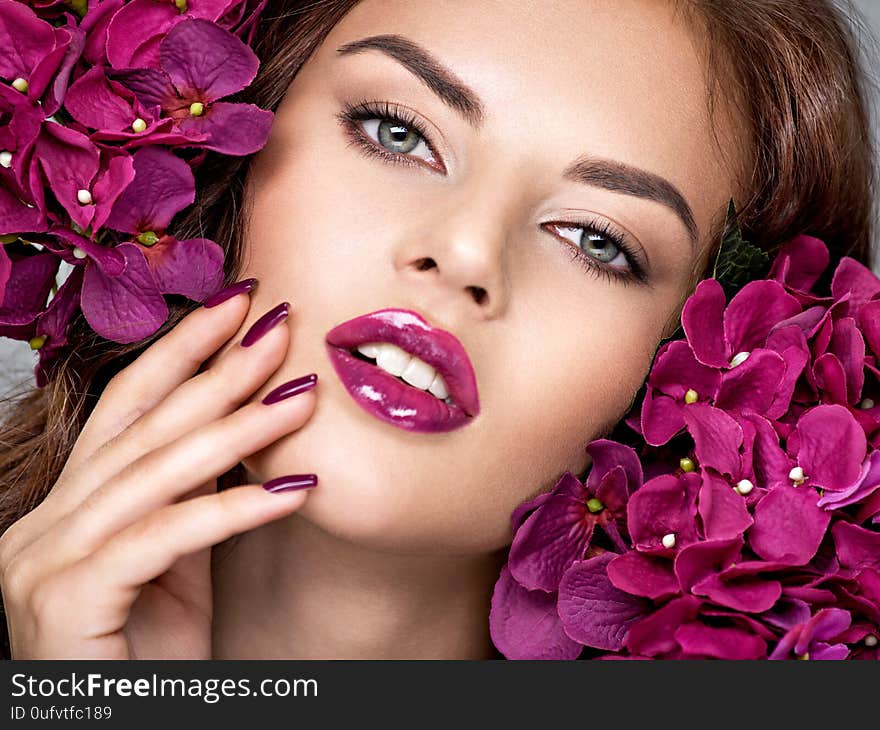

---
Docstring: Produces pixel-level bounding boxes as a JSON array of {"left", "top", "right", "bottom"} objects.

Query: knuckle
[{"left": 2, "top": 553, "right": 39, "bottom": 603}]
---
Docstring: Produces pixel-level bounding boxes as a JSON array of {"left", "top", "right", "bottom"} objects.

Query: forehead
[{"left": 315, "top": 0, "right": 741, "bottom": 241}]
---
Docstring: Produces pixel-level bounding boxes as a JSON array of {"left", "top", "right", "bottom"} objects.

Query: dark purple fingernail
[
  {"left": 262, "top": 373, "right": 318, "bottom": 405},
  {"left": 203, "top": 278, "right": 259, "bottom": 308},
  {"left": 241, "top": 302, "right": 289, "bottom": 347},
  {"left": 262, "top": 474, "right": 318, "bottom": 493}
]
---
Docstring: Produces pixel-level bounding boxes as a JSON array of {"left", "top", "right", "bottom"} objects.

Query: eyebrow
[{"left": 336, "top": 33, "right": 699, "bottom": 250}]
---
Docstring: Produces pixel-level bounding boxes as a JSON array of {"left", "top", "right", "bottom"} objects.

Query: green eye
[{"left": 376, "top": 120, "right": 421, "bottom": 154}]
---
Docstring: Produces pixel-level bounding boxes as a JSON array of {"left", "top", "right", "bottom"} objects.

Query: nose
[{"left": 391, "top": 184, "right": 512, "bottom": 320}]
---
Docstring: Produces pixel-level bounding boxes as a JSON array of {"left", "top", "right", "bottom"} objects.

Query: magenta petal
[
  {"left": 105, "top": 0, "right": 179, "bottom": 68},
  {"left": 109, "top": 67, "right": 177, "bottom": 112},
  {"left": 743, "top": 413, "right": 793, "bottom": 490},
  {"left": 831, "top": 257, "right": 880, "bottom": 314},
  {"left": 682, "top": 278, "right": 729, "bottom": 367},
  {"left": 627, "top": 472, "right": 701, "bottom": 553},
  {"left": 859, "top": 300, "right": 880, "bottom": 359},
  {"left": 769, "top": 234, "right": 830, "bottom": 292},
  {"left": 177, "top": 101, "right": 273, "bottom": 155},
  {"left": 795, "top": 404, "right": 866, "bottom": 491},
  {"left": 63, "top": 65, "right": 136, "bottom": 132},
  {"left": 625, "top": 595, "right": 701, "bottom": 657},
  {"left": 698, "top": 469, "right": 753, "bottom": 540},
  {"left": 674, "top": 622, "right": 767, "bottom": 659},
  {"left": 35, "top": 123, "right": 99, "bottom": 231},
  {"left": 557, "top": 553, "right": 650, "bottom": 651},
  {"left": 81, "top": 242, "right": 167, "bottom": 343},
  {"left": 691, "top": 573, "right": 781, "bottom": 613},
  {"left": 0, "top": 0, "right": 55, "bottom": 81},
  {"left": 716, "top": 349, "right": 787, "bottom": 415},
  {"left": 766, "top": 344, "right": 810, "bottom": 420},
  {"left": 649, "top": 339, "right": 722, "bottom": 400},
  {"left": 0, "top": 249, "right": 58, "bottom": 330},
  {"left": 161, "top": 19, "right": 259, "bottom": 101},
  {"left": 607, "top": 551, "right": 678, "bottom": 600},
  {"left": 682, "top": 402, "right": 743, "bottom": 479},
  {"left": 832, "top": 522, "right": 880, "bottom": 571},
  {"left": 91, "top": 151, "right": 136, "bottom": 233},
  {"left": 488, "top": 566, "right": 582, "bottom": 660},
  {"left": 724, "top": 280, "right": 802, "bottom": 353},
  {"left": 674, "top": 536, "right": 742, "bottom": 593},
  {"left": 0, "top": 184, "right": 47, "bottom": 234},
  {"left": 829, "top": 317, "right": 865, "bottom": 404},
  {"left": 641, "top": 387, "right": 685, "bottom": 447},
  {"left": 508, "top": 481, "right": 592, "bottom": 592},
  {"left": 585, "top": 438, "right": 643, "bottom": 497},
  {"left": 143, "top": 236, "right": 224, "bottom": 301},
  {"left": 106, "top": 147, "right": 195, "bottom": 234},
  {"left": 0, "top": 245, "right": 9, "bottom": 303},
  {"left": 818, "top": 450, "right": 880, "bottom": 510},
  {"left": 749, "top": 485, "right": 831, "bottom": 565}
]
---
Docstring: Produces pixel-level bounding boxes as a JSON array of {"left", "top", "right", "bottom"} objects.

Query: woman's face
[{"left": 238, "top": 0, "right": 743, "bottom": 554}]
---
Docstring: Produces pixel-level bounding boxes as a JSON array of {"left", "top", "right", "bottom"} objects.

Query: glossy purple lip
[{"left": 324, "top": 308, "right": 480, "bottom": 433}]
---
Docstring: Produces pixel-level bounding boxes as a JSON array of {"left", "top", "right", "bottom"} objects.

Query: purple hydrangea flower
[{"left": 109, "top": 18, "right": 273, "bottom": 155}]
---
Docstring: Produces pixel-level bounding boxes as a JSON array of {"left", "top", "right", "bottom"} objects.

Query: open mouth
[{"left": 345, "top": 346, "right": 456, "bottom": 406}]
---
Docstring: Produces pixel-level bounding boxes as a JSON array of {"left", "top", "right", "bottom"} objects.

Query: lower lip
[{"left": 325, "top": 346, "right": 473, "bottom": 433}]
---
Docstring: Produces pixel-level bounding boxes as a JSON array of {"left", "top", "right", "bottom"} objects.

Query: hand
[{"left": 0, "top": 287, "right": 317, "bottom": 658}]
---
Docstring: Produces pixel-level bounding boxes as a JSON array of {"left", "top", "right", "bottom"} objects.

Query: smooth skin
[{"left": 0, "top": 291, "right": 316, "bottom": 658}]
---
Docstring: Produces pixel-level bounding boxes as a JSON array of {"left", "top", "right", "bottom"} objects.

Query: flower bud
[
  {"left": 734, "top": 479, "right": 754, "bottom": 495},
  {"left": 131, "top": 118, "right": 147, "bottom": 133},
  {"left": 189, "top": 102, "right": 205, "bottom": 117},
  {"left": 679, "top": 457, "right": 695, "bottom": 472},
  {"left": 586, "top": 498, "right": 604, "bottom": 514},
  {"left": 729, "top": 351, "right": 750, "bottom": 368},
  {"left": 72, "top": 247, "right": 88, "bottom": 259},
  {"left": 76, "top": 188, "right": 93, "bottom": 205},
  {"left": 0, "top": 150, "right": 11, "bottom": 168},
  {"left": 175, "top": 0, "right": 188, "bottom": 11},
  {"left": 11, "top": 77, "right": 28, "bottom": 93},
  {"left": 661, "top": 533, "right": 676, "bottom": 549},
  {"left": 29, "top": 335, "right": 46, "bottom": 350},
  {"left": 137, "top": 231, "right": 159, "bottom": 246},
  {"left": 684, "top": 388, "right": 698, "bottom": 404},
  {"left": 860, "top": 398, "right": 875, "bottom": 410},
  {"left": 788, "top": 465, "right": 806, "bottom": 486}
]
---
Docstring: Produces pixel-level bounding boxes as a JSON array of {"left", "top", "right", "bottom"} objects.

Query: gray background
[{"left": 1, "top": 1, "right": 880, "bottom": 395}]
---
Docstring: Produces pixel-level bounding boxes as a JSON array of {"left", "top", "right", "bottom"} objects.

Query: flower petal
[
  {"left": 508, "top": 491, "right": 592, "bottom": 592},
  {"left": 627, "top": 472, "right": 701, "bottom": 554},
  {"left": 584, "top": 438, "right": 643, "bottom": 498},
  {"left": 769, "top": 234, "right": 830, "bottom": 292},
  {"left": 698, "top": 469, "right": 753, "bottom": 540},
  {"left": 795, "top": 404, "right": 866, "bottom": 491},
  {"left": 674, "top": 536, "right": 742, "bottom": 593},
  {"left": 488, "top": 565, "right": 581, "bottom": 660},
  {"left": 831, "top": 522, "right": 880, "bottom": 571},
  {"left": 681, "top": 278, "right": 729, "bottom": 367},
  {"left": 641, "top": 387, "right": 685, "bottom": 447},
  {"left": 607, "top": 551, "right": 678, "bottom": 600},
  {"left": 682, "top": 402, "right": 743, "bottom": 479},
  {"left": 160, "top": 18, "right": 259, "bottom": 102},
  {"left": 80, "top": 242, "right": 167, "bottom": 343},
  {"left": 105, "top": 147, "right": 195, "bottom": 234},
  {"left": 674, "top": 622, "right": 767, "bottom": 659},
  {"left": 724, "top": 280, "right": 802, "bottom": 354},
  {"left": 143, "top": 236, "right": 224, "bottom": 301},
  {"left": 557, "top": 553, "right": 650, "bottom": 651},
  {"left": 716, "top": 349, "right": 787, "bottom": 416},
  {"left": 831, "top": 257, "right": 880, "bottom": 315},
  {"left": 749, "top": 485, "right": 830, "bottom": 565},
  {"left": 624, "top": 595, "right": 701, "bottom": 657},
  {"left": 691, "top": 573, "right": 781, "bottom": 613},
  {"left": 177, "top": 100, "right": 273, "bottom": 155}
]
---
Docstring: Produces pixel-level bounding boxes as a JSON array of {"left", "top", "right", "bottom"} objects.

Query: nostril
[
  {"left": 468, "top": 285, "right": 488, "bottom": 305},
  {"left": 415, "top": 257, "right": 436, "bottom": 271}
]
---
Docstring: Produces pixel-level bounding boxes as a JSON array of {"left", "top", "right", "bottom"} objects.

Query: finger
[
  {"left": 47, "top": 302, "right": 294, "bottom": 514},
  {"left": 63, "top": 482, "right": 314, "bottom": 639},
  {"left": 22, "top": 387, "right": 317, "bottom": 571},
  {"left": 61, "top": 281, "right": 257, "bottom": 478}
]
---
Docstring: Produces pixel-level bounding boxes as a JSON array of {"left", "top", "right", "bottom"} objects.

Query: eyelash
[{"left": 336, "top": 99, "right": 647, "bottom": 286}]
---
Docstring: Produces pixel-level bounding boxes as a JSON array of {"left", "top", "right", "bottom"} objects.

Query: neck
[{"left": 211, "top": 512, "right": 507, "bottom": 659}]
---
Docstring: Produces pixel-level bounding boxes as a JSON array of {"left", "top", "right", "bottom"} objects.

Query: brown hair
[{"left": 0, "top": 0, "right": 877, "bottom": 651}]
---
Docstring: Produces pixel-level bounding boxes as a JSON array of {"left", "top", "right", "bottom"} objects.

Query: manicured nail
[
  {"left": 262, "top": 474, "right": 318, "bottom": 493},
  {"left": 262, "top": 373, "right": 318, "bottom": 405},
  {"left": 241, "top": 302, "right": 289, "bottom": 347},
  {"left": 203, "top": 278, "right": 258, "bottom": 308}
]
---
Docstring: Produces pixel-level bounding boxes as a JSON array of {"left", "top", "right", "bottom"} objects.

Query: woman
[{"left": 0, "top": 0, "right": 876, "bottom": 659}]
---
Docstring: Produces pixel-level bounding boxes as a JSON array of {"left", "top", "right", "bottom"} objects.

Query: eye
[
  {"left": 544, "top": 219, "right": 648, "bottom": 286},
  {"left": 336, "top": 99, "right": 445, "bottom": 173}
]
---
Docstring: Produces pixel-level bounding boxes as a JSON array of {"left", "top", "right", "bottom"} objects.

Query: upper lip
[{"left": 324, "top": 308, "right": 481, "bottom": 417}]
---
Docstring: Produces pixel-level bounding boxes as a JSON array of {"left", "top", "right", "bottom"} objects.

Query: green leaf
[{"left": 710, "top": 199, "right": 771, "bottom": 300}]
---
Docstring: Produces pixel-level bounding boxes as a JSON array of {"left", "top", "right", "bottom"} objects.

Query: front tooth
[
  {"left": 357, "top": 342, "right": 382, "bottom": 359},
  {"left": 400, "top": 356, "right": 437, "bottom": 390},
  {"left": 375, "top": 343, "right": 412, "bottom": 376},
  {"left": 428, "top": 372, "right": 449, "bottom": 399}
]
